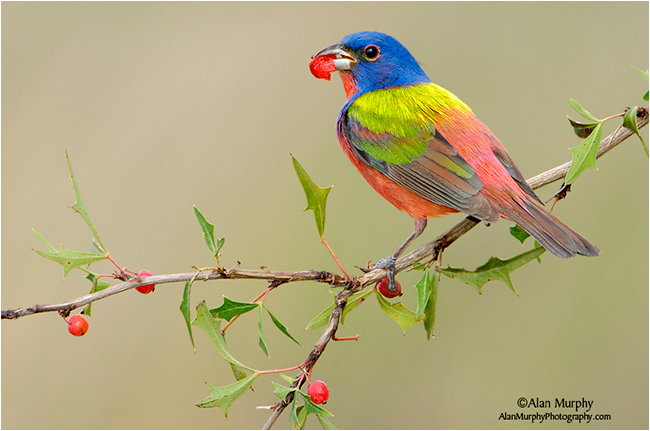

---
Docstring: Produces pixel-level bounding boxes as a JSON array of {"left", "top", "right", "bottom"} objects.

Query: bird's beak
[{"left": 314, "top": 44, "right": 356, "bottom": 71}]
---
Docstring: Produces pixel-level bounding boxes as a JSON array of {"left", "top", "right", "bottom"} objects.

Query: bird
[{"left": 309, "top": 31, "right": 599, "bottom": 289}]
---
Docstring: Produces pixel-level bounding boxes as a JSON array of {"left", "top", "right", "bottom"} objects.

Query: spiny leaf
[
  {"left": 567, "top": 117, "right": 599, "bottom": 139},
  {"left": 65, "top": 153, "right": 106, "bottom": 253},
  {"left": 292, "top": 404, "right": 307, "bottom": 430},
  {"left": 210, "top": 296, "right": 259, "bottom": 321},
  {"left": 414, "top": 270, "right": 431, "bottom": 319},
  {"left": 631, "top": 65, "right": 649, "bottom": 81},
  {"left": 196, "top": 372, "right": 259, "bottom": 417},
  {"left": 423, "top": 270, "right": 439, "bottom": 340},
  {"left": 258, "top": 306, "right": 269, "bottom": 356},
  {"left": 32, "top": 228, "right": 57, "bottom": 252},
  {"left": 565, "top": 122, "right": 603, "bottom": 185},
  {"left": 305, "top": 289, "right": 372, "bottom": 330},
  {"left": 180, "top": 281, "right": 194, "bottom": 349},
  {"left": 341, "top": 288, "right": 373, "bottom": 325},
  {"left": 316, "top": 414, "right": 337, "bottom": 430},
  {"left": 631, "top": 65, "right": 649, "bottom": 98},
  {"left": 230, "top": 363, "right": 249, "bottom": 382},
  {"left": 569, "top": 98, "right": 600, "bottom": 122},
  {"left": 622, "top": 107, "right": 648, "bottom": 156},
  {"left": 509, "top": 224, "right": 531, "bottom": 244},
  {"left": 290, "top": 398, "right": 301, "bottom": 427},
  {"left": 32, "top": 229, "right": 107, "bottom": 277},
  {"left": 193, "top": 205, "right": 225, "bottom": 259},
  {"left": 272, "top": 381, "right": 296, "bottom": 401},
  {"left": 264, "top": 306, "right": 302, "bottom": 347},
  {"left": 375, "top": 290, "right": 418, "bottom": 334},
  {"left": 440, "top": 246, "right": 545, "bottom": 295},
  {"left": 194, "top": 205, "right": 216, "bottom": 255},
  {"left": 298, "top": 392, "right": 334, "bottom": 417},
  {"left": 191, "top": 301, "right": 254, "bottom": 371},
  {"left": 292, "top": 155, "right": 333, "bottom": 239},
  {"left": 83, "top": 273, "right": 111, "bottom": 316},
  {"left": 279, "top": 373, "right": 296, "bottom": 384},
  {"left": 411, "top": 261, "right": 428, "bottom": 271}
]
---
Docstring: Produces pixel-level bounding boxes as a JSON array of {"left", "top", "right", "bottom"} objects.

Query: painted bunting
[{"left": 310, "top": 31, "right": 599, "bottom": 288}]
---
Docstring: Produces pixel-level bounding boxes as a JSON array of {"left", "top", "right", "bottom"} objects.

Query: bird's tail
[{"left": 493, "top": 196, "right": 600, "bottom": 258}]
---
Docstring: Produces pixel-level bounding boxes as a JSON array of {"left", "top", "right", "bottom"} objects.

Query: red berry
[
  {"left": 309, "top": 55, "right": 336, "bottom": 81},
  {"left": 136, "top": 270, "right": 155, "bottom": 294},
  {"left": 308, "top": 380, "right": 329, "bottom": 404},
  {"left": 67, "top": 314, "right": 89, "bottom": 337},
  {"left": 377, "top": 278, "right": 402, "bottom": 298}
]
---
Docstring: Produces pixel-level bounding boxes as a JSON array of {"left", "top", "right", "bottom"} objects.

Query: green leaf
[
  {"left": 341, "top": 288, "right": 373, "bottom": 325},
  {"left": 631, "top": 65, "right": 649, "bottom": 81},
  {"left": 85, "top": 273, "right": 110, "bottom": 293},
  {"left": 565, "top": 122, "right": 603, "bottom": 185},
  {"left": 623, "top": 107, "right": 648, "bottom": 156},
  {"left": 180, "top": 281, "right": 195, "bottom": 349},
  {"left": 298, "top": 392, "right": 334, "bottom": 417},
  {"left": 316, "top": 414, "right": 337, "bottom": 430},
  {"left": 90, "top": 240, "right": 104, "bottom": 255},
  {"left": 65, "top": 153, "right": 107, "bottom": 253},
  {"left": 272, "top": 381, "right": 296, "bottom": 401},
  {"left": 210, "top": 296, "right": 259, "bottom": 321},
  {"left": 569, "top": 98, "right": 600, "bottom": 122},
  {"left": 32, "top": 229, "right": 107, "bottom": 277},
  {"left": 375, "top": 290, "right": 418, "bottom": 334},
  {"left": 280, "top": 373, "right": 297, "bottom": 384},
  {"left": 83, "top": 273, "right": 111, "bottom": 316},
  {"left": 194, "top": 205, "right": 225, "bottom": 259},
  {"left": 567, "top": 117, "right": 599, "bottom": 139},
  {"left": 305, "top": 289, "right": 372, "bottom": 330},
  {"left": 216, "top": 237, "right": 225, "bottom": 256},
  {"left": 32, "top": 228, "right": 58, "bottom": 253},
  {"left": 509, "top": 224, "right": 531, "bottom": 244},
  {"left": 230, "top": 363, "right": 249, "bottom": 382},
  {"left": 292, "top": 155, "right": 333, "bottom": 239},
  {"left": 440, "top": 246, "right": 545, "bottom": 295},
  {"left": 290, "top": 398, "right": 301, "bottom": 427},
  {"left": 191, "top": 301, "right": 254, "bottom": 371},
  {"left": 423, "top": 270, "right": 439, "bottom": 340},
  {"left": 411, "top": 261, "right": 428, "bottom": 271},
  {"left": 414, "top": 270, "right": 431, "bottom": 319},
  {"left": 306, "top": 296, "right": 336, "bottom": 330},
  {"left": 643, "top": 91, "right": 649, "bottom": 102},
  {"left": 194, "top": 205, "right": 216, "bottom": 255},
  {"left": 258, "top": 305, "right": 269, "bottom": 356},
  {"left": 197, "top": 372, "right": 259, "bottom": 417},
  {"left": 292, "top": 404, "right": 307, "bottom": 430},
  {"left": 264, "top": 306, "right": 302, "bottom": 347}
]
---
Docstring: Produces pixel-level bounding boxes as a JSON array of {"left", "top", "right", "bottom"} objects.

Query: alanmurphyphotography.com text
[{"left": 498, "top": 397, "right": 612, "bottom": 424}]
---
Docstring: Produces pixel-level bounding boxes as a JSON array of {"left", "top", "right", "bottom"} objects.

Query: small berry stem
[
  {"left": 321, "top": 238, "right": 352, "bottom": 279},
  {"left": 106, "top": 255, "right": 137, "bottom": 278},
  {"left": 256, "top": 359, "right": 309, "bottom": 376},
  {"left": 332, "top": 334, "right": 360, "bottom": 341},
  {"left": 602, "top": 112, "right": 624, "bottom": 122}
]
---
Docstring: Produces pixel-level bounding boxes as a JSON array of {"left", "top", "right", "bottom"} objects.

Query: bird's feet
[{"left": 373, "top": 256, "right": 397, "bottom": 292}]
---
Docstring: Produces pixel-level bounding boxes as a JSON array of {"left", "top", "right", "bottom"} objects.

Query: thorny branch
[{"left": 2, "top": 111, "right": 647, "bottom": 429}]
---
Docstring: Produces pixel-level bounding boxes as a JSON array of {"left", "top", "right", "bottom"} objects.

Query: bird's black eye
[{"left": 363, "top": 45, "right": 380, "bottom": 61}]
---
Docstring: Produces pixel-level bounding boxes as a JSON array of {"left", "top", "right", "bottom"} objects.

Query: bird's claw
[{"left": 373, "top": 256, "right": 397, "bottom": 292}]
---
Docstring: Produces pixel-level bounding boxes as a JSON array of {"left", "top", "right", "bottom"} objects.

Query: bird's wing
[
  {"left": 339, "top": 106, "right": 499, "bottom": 222},
  {"left": 480, "top": 129, "right": 544, "bottom": 205}
]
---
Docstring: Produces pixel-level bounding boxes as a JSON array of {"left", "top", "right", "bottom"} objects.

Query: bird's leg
[{"left": 374, "top": 218, "right": 427, "bottom": 292}]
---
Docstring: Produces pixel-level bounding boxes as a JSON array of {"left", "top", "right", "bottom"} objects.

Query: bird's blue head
[{"left": 312, "top": 31, "right": 431, "bottom": 98}]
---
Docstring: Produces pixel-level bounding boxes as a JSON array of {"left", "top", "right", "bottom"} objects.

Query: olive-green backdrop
[{"left": 2, "top": 2, "right": 648, "bottom": 429}]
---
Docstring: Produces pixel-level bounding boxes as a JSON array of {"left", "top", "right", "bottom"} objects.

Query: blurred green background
[{"left": 2, "top": 2, "right": 648, "bottom": 429}]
